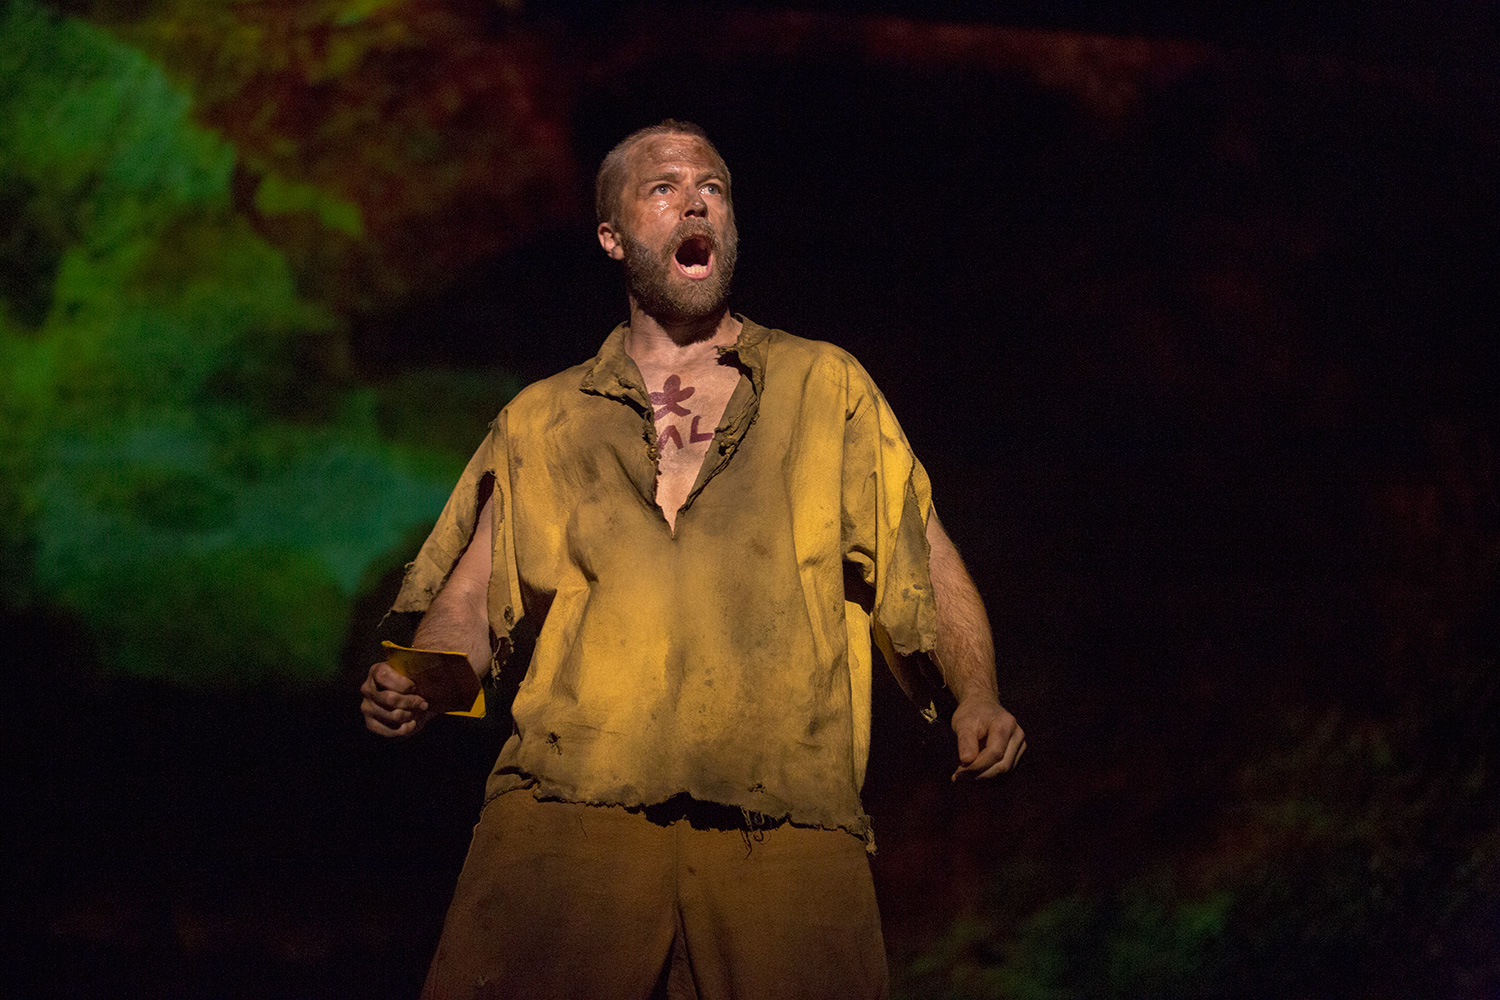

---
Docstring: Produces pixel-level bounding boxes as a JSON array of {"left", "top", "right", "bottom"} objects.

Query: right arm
[{"left": 360, "top": 495, "right": 495, "bottom": 737}]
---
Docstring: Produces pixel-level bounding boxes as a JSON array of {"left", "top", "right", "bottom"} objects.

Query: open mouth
[{"left": 674, "top": 234, "right": 714, "bottom": 279}]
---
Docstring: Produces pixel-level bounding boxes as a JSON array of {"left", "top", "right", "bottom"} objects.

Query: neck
[{"left": 622, "top": 300, "right": 741, "bottom": 361}]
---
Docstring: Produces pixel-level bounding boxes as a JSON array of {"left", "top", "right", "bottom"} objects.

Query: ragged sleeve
[
  {"left": 389, "top": 410, "right": 524, "bottom": 678},
  {"left": 839, "top": 355, "right": 943, "bottom": 714}
]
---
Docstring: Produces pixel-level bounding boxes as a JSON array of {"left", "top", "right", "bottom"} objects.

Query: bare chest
[{"left": 639, "top": 361, "right": 741, "bottom": 530}]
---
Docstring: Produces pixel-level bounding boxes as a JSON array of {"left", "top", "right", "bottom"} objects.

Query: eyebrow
[{"left": 639, "top": 169, "right": 727, "bottom": 190}]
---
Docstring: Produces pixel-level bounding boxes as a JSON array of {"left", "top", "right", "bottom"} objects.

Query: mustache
[{"left": 667, "top": 220, "right": 722, "bottom": 257}]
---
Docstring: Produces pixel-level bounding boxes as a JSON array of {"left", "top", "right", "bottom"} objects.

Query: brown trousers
[{"left": 421, "top": 790, "right": 889, "bottom": 1000}]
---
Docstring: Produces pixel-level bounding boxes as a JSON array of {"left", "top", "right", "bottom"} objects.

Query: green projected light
[{"left": 1, "top": 1, "right": 494, "bottom": 684}]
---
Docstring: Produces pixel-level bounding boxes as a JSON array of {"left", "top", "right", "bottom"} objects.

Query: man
[{"left": 360, "top": 120, "right": 1024, "bottom": 1000}]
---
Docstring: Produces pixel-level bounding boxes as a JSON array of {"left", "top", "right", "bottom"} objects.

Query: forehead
[{"left": 624, "top": 133, "right": 725, "bottom": 180}]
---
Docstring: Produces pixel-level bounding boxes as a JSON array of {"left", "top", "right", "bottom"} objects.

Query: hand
[
  {"left": 360, "top": 661, "right": 432, "bottom": 737},
  {"left": 950, "top": 696, "right": 1025, "bottom": 781}
]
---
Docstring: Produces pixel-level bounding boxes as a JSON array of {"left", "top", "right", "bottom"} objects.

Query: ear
[{"left": 597, "top": 222, "right": 625, "bottom": 260}]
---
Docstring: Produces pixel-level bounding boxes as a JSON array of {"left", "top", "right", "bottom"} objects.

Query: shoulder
[
  {"left": 747, "top": 319, "right": 876, "bottom": 394},
  {"left": 752, "top": 321, "right": 855, "bottom": 365},
  {"left": 490, "top": 356, "right": 597, "bottom": 427},
  {"left": 520, "top": 355, "right": 599, "bottom": 406}
]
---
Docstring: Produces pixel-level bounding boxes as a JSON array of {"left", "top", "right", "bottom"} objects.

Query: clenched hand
[
  {"left": 950, "top": 696, "right": 1025, "bottom": 781},
  {"left": 360, "top": 661, "right": 432, "bottom": 737}
]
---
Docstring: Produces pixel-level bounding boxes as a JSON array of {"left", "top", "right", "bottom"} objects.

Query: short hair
[{"left": 594, "top": 119, "right": 732, "bottom": 226}]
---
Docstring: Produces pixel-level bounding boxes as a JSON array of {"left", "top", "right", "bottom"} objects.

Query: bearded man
[{"left": 360, "top": 120, "right": 1025, "bottom": 1000}]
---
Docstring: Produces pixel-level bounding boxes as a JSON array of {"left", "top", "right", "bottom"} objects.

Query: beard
[{"left": 620, "top": 217, "right": 738, "bottom": 325}]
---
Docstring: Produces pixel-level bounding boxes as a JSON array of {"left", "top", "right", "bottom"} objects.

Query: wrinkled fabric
[
  {"left": 421, "top": 790, "right": 889, "bottom": 1000},
  {"left": 392, "top": 316, "right": 939, "bottom": 844}
]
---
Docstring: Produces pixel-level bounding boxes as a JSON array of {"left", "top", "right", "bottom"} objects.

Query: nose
[{"left": 684, "top": 188, "right": 707, "bottom": 218}]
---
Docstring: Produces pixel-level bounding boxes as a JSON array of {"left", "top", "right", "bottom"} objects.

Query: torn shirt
[{"left": 391, "top": 316, "right": 940, "bottom": 844}]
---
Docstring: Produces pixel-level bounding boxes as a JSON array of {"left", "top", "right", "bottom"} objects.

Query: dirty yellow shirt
[{"left": 391, "top": 317, "right": 940, "bottom": 843}]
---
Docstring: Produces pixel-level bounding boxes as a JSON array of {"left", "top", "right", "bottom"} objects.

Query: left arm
[{"left": 927, "top": 509, "right": 1027, "bottom": 780}]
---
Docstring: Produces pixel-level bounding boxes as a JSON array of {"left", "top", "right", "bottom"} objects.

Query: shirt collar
[
  {"left": 579, "top": 322, "right": 649, "bottom": 408},
  {"left": 715, "top": 314, "right": 770, "bottom": 396},
  {"left": 579, "top": 313, "right": 769, "bottom": 408}
]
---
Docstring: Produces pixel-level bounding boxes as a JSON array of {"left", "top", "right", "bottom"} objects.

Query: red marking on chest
[
  {"left": 659, "top": 415, "right": 716, "bottom": 452},
  {"left": 651, "top": 374, "right": 695, "bottom": 418}
]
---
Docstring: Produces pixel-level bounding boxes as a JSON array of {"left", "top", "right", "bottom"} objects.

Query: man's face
[{"left": 601, "top": 133, "right": 737, "bottom": 324}]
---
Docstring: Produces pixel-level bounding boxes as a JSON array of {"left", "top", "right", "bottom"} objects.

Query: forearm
[
  {"left": 927, "top": 509, "right": 1026, "bottom": 779},
  {"left": 927, "top": 511, "right": 1000, "bottom": 704},
  {"left": 412, "top": 589, "right": 492, "bottom": 682},
  {"left": 410, "top": 495, "right": 496, "bottom": 682}
]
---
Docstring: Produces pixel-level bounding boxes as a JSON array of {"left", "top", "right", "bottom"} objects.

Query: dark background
[{"left": 5, "top": 1, "right": 1498, "bottom": 997}]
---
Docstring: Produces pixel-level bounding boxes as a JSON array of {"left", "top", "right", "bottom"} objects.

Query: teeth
[{"left": 681, "top": 263, "right": 709, "bottom": 277}]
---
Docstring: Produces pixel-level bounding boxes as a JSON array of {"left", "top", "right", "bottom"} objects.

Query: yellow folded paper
[{"left": 380, "top": 640, "right": 486, "bottom": 717}]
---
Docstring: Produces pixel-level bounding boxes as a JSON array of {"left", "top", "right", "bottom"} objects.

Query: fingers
[
  {"left": 360, "top": 661, "right": 429, "bottom": 737},
  {"left": 362, "top": 699, "right": 429, "bottom": 737},
  {"left": 956, "top": 723, "right": 980, "bottom": 767},
  {"left": 363, "top": 711, "right": 425, "bottom": 738},
  {"left": 950, "top": 725, "right": 984, "bottom": 780},
  {"left": 974, "top": 731, "right": 1025, "bottom": 780},
  {"left": 371, "top": 661, "right": 416, "bottom": 693},
  {"left": 951, "top": 710, "right": 1025, "bottom": 782}
]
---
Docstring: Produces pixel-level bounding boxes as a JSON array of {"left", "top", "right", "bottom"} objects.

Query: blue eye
[{"left": 653, "top": 183, "right": 671, "bottom": 194}]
